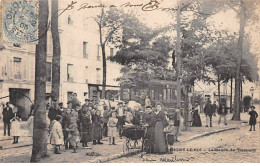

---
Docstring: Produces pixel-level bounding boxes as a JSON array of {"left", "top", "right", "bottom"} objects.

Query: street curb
[
  {"left": 89, "top": 149, "right": 141, "bottom": 163},
  {"left": 90, "top": 126, "right": 241, "bottom": 163},
  {"left": 186, "top": 127, "right": 239, "bottom": 142}
]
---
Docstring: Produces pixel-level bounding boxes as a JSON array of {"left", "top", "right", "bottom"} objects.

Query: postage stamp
[{"left": 1, "top": 0, "right": 39, "bottom": 44}]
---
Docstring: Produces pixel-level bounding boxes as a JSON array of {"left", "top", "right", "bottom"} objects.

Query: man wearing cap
[
  {"left": 218, "top": 104, "right": 228, "bottom": 125},
  {"left": 70, "top": 93, "right": 80, "bottom": 110},
  {"left": 248, "top": 106, "right": 258, "bottom": 131},
  {"left": 58, "top": 102, "right": 64, "bottom": 113},
  {"left": 116, "top": 102, "right": 126, "bottom": 138},
  {"left": 48, "top": 98, "right": 62, "bottom": 122},
  {"left": 2, "top": 102, "right": 13, "bottom": 136},
  {"left": 204, "top": 100, "right": 214, "bottom": 127}
]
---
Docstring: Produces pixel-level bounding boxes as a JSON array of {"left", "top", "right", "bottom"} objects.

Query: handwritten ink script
[{"left": 58, "top": 0, "right": 210, "bottom": 17}]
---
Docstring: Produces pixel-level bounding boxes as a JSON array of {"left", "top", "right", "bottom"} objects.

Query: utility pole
[{"left": 176, "top": 0, "right": 181, "bottom": 108}]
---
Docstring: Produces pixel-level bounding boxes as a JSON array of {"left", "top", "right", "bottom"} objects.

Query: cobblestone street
[
  {"left": 110, "top": 124, "right": 260, "bottom": 163},
  {"left": 0, "top": 110, "right": 259, "bottom": 163}
]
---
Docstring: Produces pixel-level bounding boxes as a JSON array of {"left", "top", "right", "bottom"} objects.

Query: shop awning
[{"left": 98, "top": 86, "right": 120, "bottom": 91}]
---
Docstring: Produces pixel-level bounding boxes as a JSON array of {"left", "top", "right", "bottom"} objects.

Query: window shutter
[{"left": 7, "top": 57, "right": 13, "bottom": 79}]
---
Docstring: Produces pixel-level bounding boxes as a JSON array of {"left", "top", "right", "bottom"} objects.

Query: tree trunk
[
  {"left": 240, "top": 77, "right": 243, "bottom": 112},
  {"left": 230, "top": 76, "right": 233, "bottom": 113},
  {"left": 30, "top": 0, "right": 49, "bottom": 162},
  {"left": 101, "top": 44, "right": 106, "bottom": 99},
  {"left": 51, "top": 0, "right": 61, "bottom": 101},
  {"left": 183, "top": 86, "right": 189, "bottom": 130},
  {"left": 218, "top": 74, "right": 221, "bottom": 104},
  {"left": 176, "top": 0, "right": 181, "bottom": 108},
  {"left": 233, "top": 0, "right": 246, "bottom": 121}
]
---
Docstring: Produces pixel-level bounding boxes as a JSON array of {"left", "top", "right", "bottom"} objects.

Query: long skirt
[
  {"left": 93, "top": 125, "right": 102, "bottom": 140},
  {"left": 179, "top": 117, "right": 185, "bottom": 131},
  {"left": 153, "top": 121, "right": 167, "bottom": 154},
  {"left": 81, "top": 125, "right": 93, "bottom": 143},
  {"left": 11, "top": 121, "right": 21, "bottom": 136}
]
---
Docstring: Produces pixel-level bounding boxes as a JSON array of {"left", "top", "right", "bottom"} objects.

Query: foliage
[{"left": 243, "top": 95, "right": 252, "bottom": 107}]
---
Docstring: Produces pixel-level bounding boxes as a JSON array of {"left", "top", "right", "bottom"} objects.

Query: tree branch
[
  {"left": 103, "top": 23, "right": 122, "bottom": 44},
  {"left": 227, "top": 2, "right": 239, "bottom": 14}
]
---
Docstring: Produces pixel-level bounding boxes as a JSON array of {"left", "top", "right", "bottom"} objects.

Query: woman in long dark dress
[
  {"left": 153, "top": 102, "right": 168, "bottom": 154},
  {"left": 80, "top": 106, "right": 93, "bottom": 148},
  {"left": 143, "top": 105, "right": 156, "bottom": 153},
  {"left": 92, "top": 109, "right": 103, "bottom": 145},
  {"left": 192, "top": 109, "right": 202, "bottom": 127}
]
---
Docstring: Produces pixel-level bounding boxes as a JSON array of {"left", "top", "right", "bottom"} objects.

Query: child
[
  {"left": 248, "top": 106, "right": 258, "bottom": 131},
  {"left": 67, "top": 109, "right": 80, "bottom": 153},
  {"left": 163, "top": 119, "right": 175, "bottom": 154},
  {"left": 67, "top": 122, "right": 80, "bottom": 153},
  {"left": 10, "top": 107, "right": 21, "bottom": 144},
  {"left": 107, "top": 112, "right": 118, "bottom": 145},
  {"left": 49, "top": 115, "right": 64, "bottom": 154}
]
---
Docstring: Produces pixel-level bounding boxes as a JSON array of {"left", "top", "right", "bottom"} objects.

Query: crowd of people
[
  {"left": 46, "top": 93, "right": 146, "bottom": 154},
  {"left": 0, "top": 94, "right": 258, "bottom": 155}
]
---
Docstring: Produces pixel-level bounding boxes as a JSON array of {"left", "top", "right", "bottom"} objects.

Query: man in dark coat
[
  {"left": 70, "top": 93, "right": 80, "bottom": 110},
  {"left": 248, "top": 106, "right": 258, "bottom": 131},
  {"left": 2, "top": 102, "right": 14, "bottom": 136},
  {"left": 48, "top": 99, "right": 62, "bottom": 122},
  {"left": 218, "top": 104, "right": 228, "bottom": 125},
  {"left": 204, "top": 100, "right": 214, "bottom": 127}
]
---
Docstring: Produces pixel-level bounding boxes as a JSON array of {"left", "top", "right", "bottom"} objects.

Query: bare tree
[
  {"left": 51, "top": 0, "right": 61, "bottom": 101},
  {"left": 30, "top": 0, "right": 49, "bottom": 162}
]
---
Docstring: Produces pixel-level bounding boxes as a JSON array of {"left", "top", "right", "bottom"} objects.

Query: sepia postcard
[{"left": 0, "top": 0, "right": 259, "bottom": 163}]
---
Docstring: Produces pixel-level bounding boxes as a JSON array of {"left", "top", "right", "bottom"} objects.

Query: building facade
[{"left": 0, "top": 8, "right": 121, "bottom": 119}]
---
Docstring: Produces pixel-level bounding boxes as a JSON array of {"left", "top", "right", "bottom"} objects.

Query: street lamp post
[{"left": 250, "top": 86, "right": 254, "bottom": 106}]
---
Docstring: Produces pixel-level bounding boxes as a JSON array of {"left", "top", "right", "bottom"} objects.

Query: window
[
  {"left": 96, "top": 68, "right": 101, "bottom": 84},
  {"left": 163, "top": 89, "right": 167, "bottom": 100},
  {"left": 85, "top": 66, "right": 88, "bottom": 83},
  {"left": 97, "top": 45, "right": 101, "bottom": 61},
  {"left": 83, "top": 41, "right": 88, "bottom": 58},
  {"left": 67, "top": 64, "right": 73, "bottom": 82},
  {"left": 110, "top": 48, "right": 114, "bottom": 56},
  {"left": 13, "top": 57, "right": 21, "bottom": 79},
  {"left": 167, "top": 89, "right": 171, "bottom": 100},
  {"left": 46, "top": 62, "right": 52, "bottom": 82}
]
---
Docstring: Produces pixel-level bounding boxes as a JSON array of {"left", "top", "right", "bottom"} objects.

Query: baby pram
[{"left": 121, "top": 123, "right": 145, "bottom": 153}]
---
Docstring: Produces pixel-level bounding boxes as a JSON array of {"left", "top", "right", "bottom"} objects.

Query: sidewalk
[{"left": 0, "top": 112, "right": 253, "bottom": 163}]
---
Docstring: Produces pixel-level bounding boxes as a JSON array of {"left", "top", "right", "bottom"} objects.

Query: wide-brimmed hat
[{"left": 251, "top": 105, "right": 255, "bottom": 109}]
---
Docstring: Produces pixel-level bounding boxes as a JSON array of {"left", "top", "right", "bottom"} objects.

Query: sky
[{"left": 1, "top": 0, "right": 259, "bottom": 98}]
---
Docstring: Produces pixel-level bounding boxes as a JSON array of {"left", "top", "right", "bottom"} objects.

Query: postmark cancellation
[{"left": 1, "top": 0, "right": 39, "bottom": 44}]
